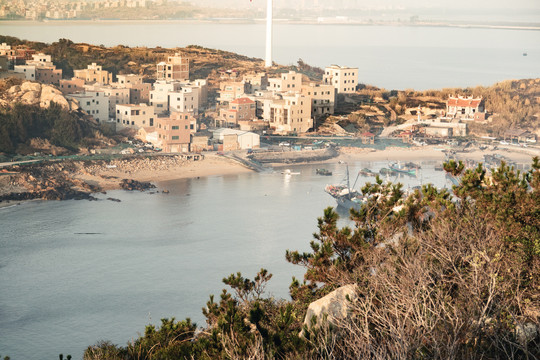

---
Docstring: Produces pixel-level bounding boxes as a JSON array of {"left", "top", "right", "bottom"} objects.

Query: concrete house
[
  {"left": 219, "top": 97, "right": 256, "bottom": 127},
  {"left": 213, "top": 128, "right": 260, "bottom": 150},
  {"left": 269, "top": 93, "right": 313, "bottom": 134},
  {"left": 156, "top": 53, "right": 189, "bottom": 81},
  {"left": 116, "top": 103, "right": 156, "bottom": 129},
  {"left": 301, "top": 82, "right": 335, "bottom": 117},
  {"left": 66, "top": 91, "right": 110, "bottom": 123},
  {"left": 74, "top": 63, "right": 113, "bottom": 84},
  {"left": 155, "top": 112, "right": 195, "bottom": 153},
  {"left": 323, "top": 65, "right": 358, "bottom": 94}
]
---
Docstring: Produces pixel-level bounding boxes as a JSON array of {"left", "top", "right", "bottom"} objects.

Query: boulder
[
  {"left": 8, "top": 85, "right": 21, "bottom": 94},
  {"left": 300, "top": 284, "right": 359, "bottom": 338},
  {"left": 21, "top": 81, "right": 42, "bottom": 93},
  {"left": 40, "top": 86, "right": 70, "bottom": 109},
  {"left": 21, "top": 91, "right": 40, "bottom": 105}
]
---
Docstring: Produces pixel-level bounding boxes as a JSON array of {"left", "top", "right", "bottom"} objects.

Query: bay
[
  {"left": 1, "top": 160, "right": 448, "bottom": 359},
  {"left": 1, "top": 21, "right": 539, "bottom": 89}
]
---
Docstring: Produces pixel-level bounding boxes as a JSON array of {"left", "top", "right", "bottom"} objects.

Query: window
[
  {"left": 185, "top": 125, "right": 188, "bottom": 129},
  {"left": 172, "top": 136, "right": 179, "bottom": 140},
  {"left": 172, "top": 126, "right": 179, "bottom": 130}
]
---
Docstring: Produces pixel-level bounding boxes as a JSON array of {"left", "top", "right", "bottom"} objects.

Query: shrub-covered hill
[
  {"left": 0, "top": 36, "right": 323, "bottom": 84},
  {"left": 83, "top": 160, "right": 540, "bottom": 360}
]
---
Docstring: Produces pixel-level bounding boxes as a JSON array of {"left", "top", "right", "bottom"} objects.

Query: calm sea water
[
  {"left": 1, "top": 22, "right": 539, "bottom": 89},
  {"left": 1, "top": 160, "right": 448, "bottom": 359}
]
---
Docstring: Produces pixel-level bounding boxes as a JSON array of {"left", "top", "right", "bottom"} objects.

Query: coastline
[
  {"left": 1, "top": 20, "right": 539, "bottom": 31},
  {"left": 1, "top": 145, "right": 536, "bottom": 210}
]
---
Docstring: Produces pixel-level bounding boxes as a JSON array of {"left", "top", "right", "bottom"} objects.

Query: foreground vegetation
[{"left": 83, "top": 160, "right": 539, "bottom": 359}]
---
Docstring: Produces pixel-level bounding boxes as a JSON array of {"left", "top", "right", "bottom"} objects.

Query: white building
[
  {"left": 149, "top": 81, "right": 182, "bottom": 114},
  {"left": 213, "top": 128, "right": 260, "bottom": 150},
  {"left": 115, "top": 103, "right": 156, "bottom": 130},
  {"left": 323, "top": 65, "right": 358, "bottom": 94},
  {"left": 13, "top": 65, "right": 36, "bottom": 80},
  {"left": 66, "top": 91, "right": 110, "bottom": 123},
  {"left": 169, "top": 87, "right": 199, "bottom": 115},
  {"left": 87, "top": 84, "right": 131, "bottom": 118}
]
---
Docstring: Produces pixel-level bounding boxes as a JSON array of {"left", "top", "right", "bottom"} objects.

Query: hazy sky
[{"left": 194, "top": 0, "right": 539, "bottom": 10}]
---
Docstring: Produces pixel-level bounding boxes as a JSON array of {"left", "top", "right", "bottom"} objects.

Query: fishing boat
[
  {"left": 324, "top": 166, "right": 364, "bottom": 211},
  {"left": 389, "top": 161, "right": 418, "bottom": 176},
  {"left": 316, "top": 168, "right": 332, "bottom": 176}
]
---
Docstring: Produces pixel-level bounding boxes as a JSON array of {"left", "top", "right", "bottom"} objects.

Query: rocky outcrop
[
  {"left": 300, "top": 284, "right": 359, "bottom": 338},
  {"left": 2, "top": 81, "right": 71, "bottom": 110},
  {"left": 120, "top": 179, "right": 156, "bottom": 191}
]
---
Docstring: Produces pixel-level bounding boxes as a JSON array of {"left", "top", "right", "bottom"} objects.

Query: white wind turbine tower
[
  {"left": 251, "top": 0, "right": 273, "bottom": 67},
  {"left": 264, "top": 0, "right": 273, "bottom": 67}
]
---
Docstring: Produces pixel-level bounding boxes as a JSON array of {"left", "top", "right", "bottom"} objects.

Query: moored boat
[
  {"left": 389, "top": 161, "right": 418, "bottom": 176},
  {"left": 316, "top": 168, "right": 332, "bottom": 176},
  {"left": 324, "top": 166, "right": 365, "bottom": 211}
]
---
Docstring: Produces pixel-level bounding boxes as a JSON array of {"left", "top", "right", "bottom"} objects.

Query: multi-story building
[
  {"left": 156, "top": 53, "right": 189, "bottom": 81},
  {"left": 301, "top": 82, "right": 335, "bottom": 117},
  {"left": 269, "top": 93, "right": 312, "bottom": 134},
  {"left": 155, "top": 112, "right": 195, "bottom": 153},
  {"left": 35, "top": 67, "right": 62, "bottom": 85},
  {"left": 217, "top": 81, "right": 249, "bottom": 104},
  {"left": 13, "top": 65, "right": 36, "bottom": 80},
  {"left": 115, "top": 103, "right": 156, "bottom": 129},
  {"left": 127, "top": 82, "right": 152, "bottom": 104},
  {"left": 323, "top": 65, "right": 358, "bottom": 94},
  {"left": 169, "top": 87, "right": 199, "bottom": 115},
  {"left": 149, "top": 80, "right": 183, "bottom": 114},
  {"left": 268, "top": 71, "right": 302, "bottom": 93},
  {"left": 180, "top": 79, "right": 208, "bottom": 108},
  {"left": 219, "top": 97, "right": 256, "bottom": 126},
  {"left": 74, "top": 63, "right": 113, "bottom": 84},
  {"left": 59, "top": 77, "right": 85, "bottom": 94},
  {"left": 26, "top": 53, "right": 54, "bottom": 67},
  {"left": 88, "top": 84, "right": 131, "bottom": 118},
  {"left": 116, "top": 74, "right": 143, "bottom": 85},
  {"left": 66, "top": 91, "right": 110, "bottom": 123},
  {"left": 243, "top": 72, "right": 268, "bottom": 92}
]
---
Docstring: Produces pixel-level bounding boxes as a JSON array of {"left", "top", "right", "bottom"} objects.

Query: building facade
[
  {"left": 323, "top": 65, "right": 358, "bottom": 94},
  {"left": 155, "top": 112, "right": 194, "bottom": 153},
  {"left": 156, "top": 53, "right": 189, "bottom": 81},
  {"left": 115, "top": 103, "right": 156, "bottom": 130},
  {"left": 74, "top": 63, "right": 113, "bottom": 84},
  {"left": 66, "top": 91, "right": 110, "bottom": 123}
]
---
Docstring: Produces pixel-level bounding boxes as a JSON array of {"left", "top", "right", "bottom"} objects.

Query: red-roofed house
[
  {"left": 446, "top": 95, "right": 485, "bottom": 121},
  {"left": 219, "top": 97, "right": 256, "bottom": 127},
  {"left": 360, "top": 131, "right": 375, "bottom": 144}
]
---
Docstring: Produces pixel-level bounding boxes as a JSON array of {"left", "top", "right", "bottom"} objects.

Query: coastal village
[
  {"left": 0, "top": 38, "right": 539, "bottom": 204},
  {"left": 1, "top": 41, "right": 538, "bottom": 156}
]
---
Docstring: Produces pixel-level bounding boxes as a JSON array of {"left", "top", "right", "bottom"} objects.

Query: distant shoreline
[{"left": 1, "top": 19, "right": 539, "bottom": 31}]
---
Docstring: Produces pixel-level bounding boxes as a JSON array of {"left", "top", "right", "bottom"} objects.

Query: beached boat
[
  {"left": 324, "top": 166, "right": 364, "bottom": 211},
  {"left": 389, "top": 161, "right": 418, "bottom": 176},
  {"left": 316, "top": 168, "right": 332, "bottom": 176}
]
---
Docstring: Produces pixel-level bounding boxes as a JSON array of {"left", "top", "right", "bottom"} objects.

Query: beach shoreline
[{"left": 1, "top": 145, "right": 537, "bottom": 210}]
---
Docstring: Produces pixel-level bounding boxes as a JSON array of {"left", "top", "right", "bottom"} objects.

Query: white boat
[
  {"left": 281, "top": 169, "right": 300, "bottom": 175},
  {"left": 325, "top": 166, "right": 365, "bottom": 211}
]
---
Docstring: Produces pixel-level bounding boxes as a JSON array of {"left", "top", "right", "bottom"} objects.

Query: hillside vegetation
[{"left": 82, "top": 160, "right": 540, "bottom": 359}]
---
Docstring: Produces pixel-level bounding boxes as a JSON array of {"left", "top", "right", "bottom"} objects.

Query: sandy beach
[{"left": 1, "top": 145, "right": 537, "bottom": 210}]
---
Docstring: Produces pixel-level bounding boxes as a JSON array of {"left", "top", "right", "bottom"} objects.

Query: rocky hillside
[{"left": 0, "top": 78, "right": 76, "bottom": 111}]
